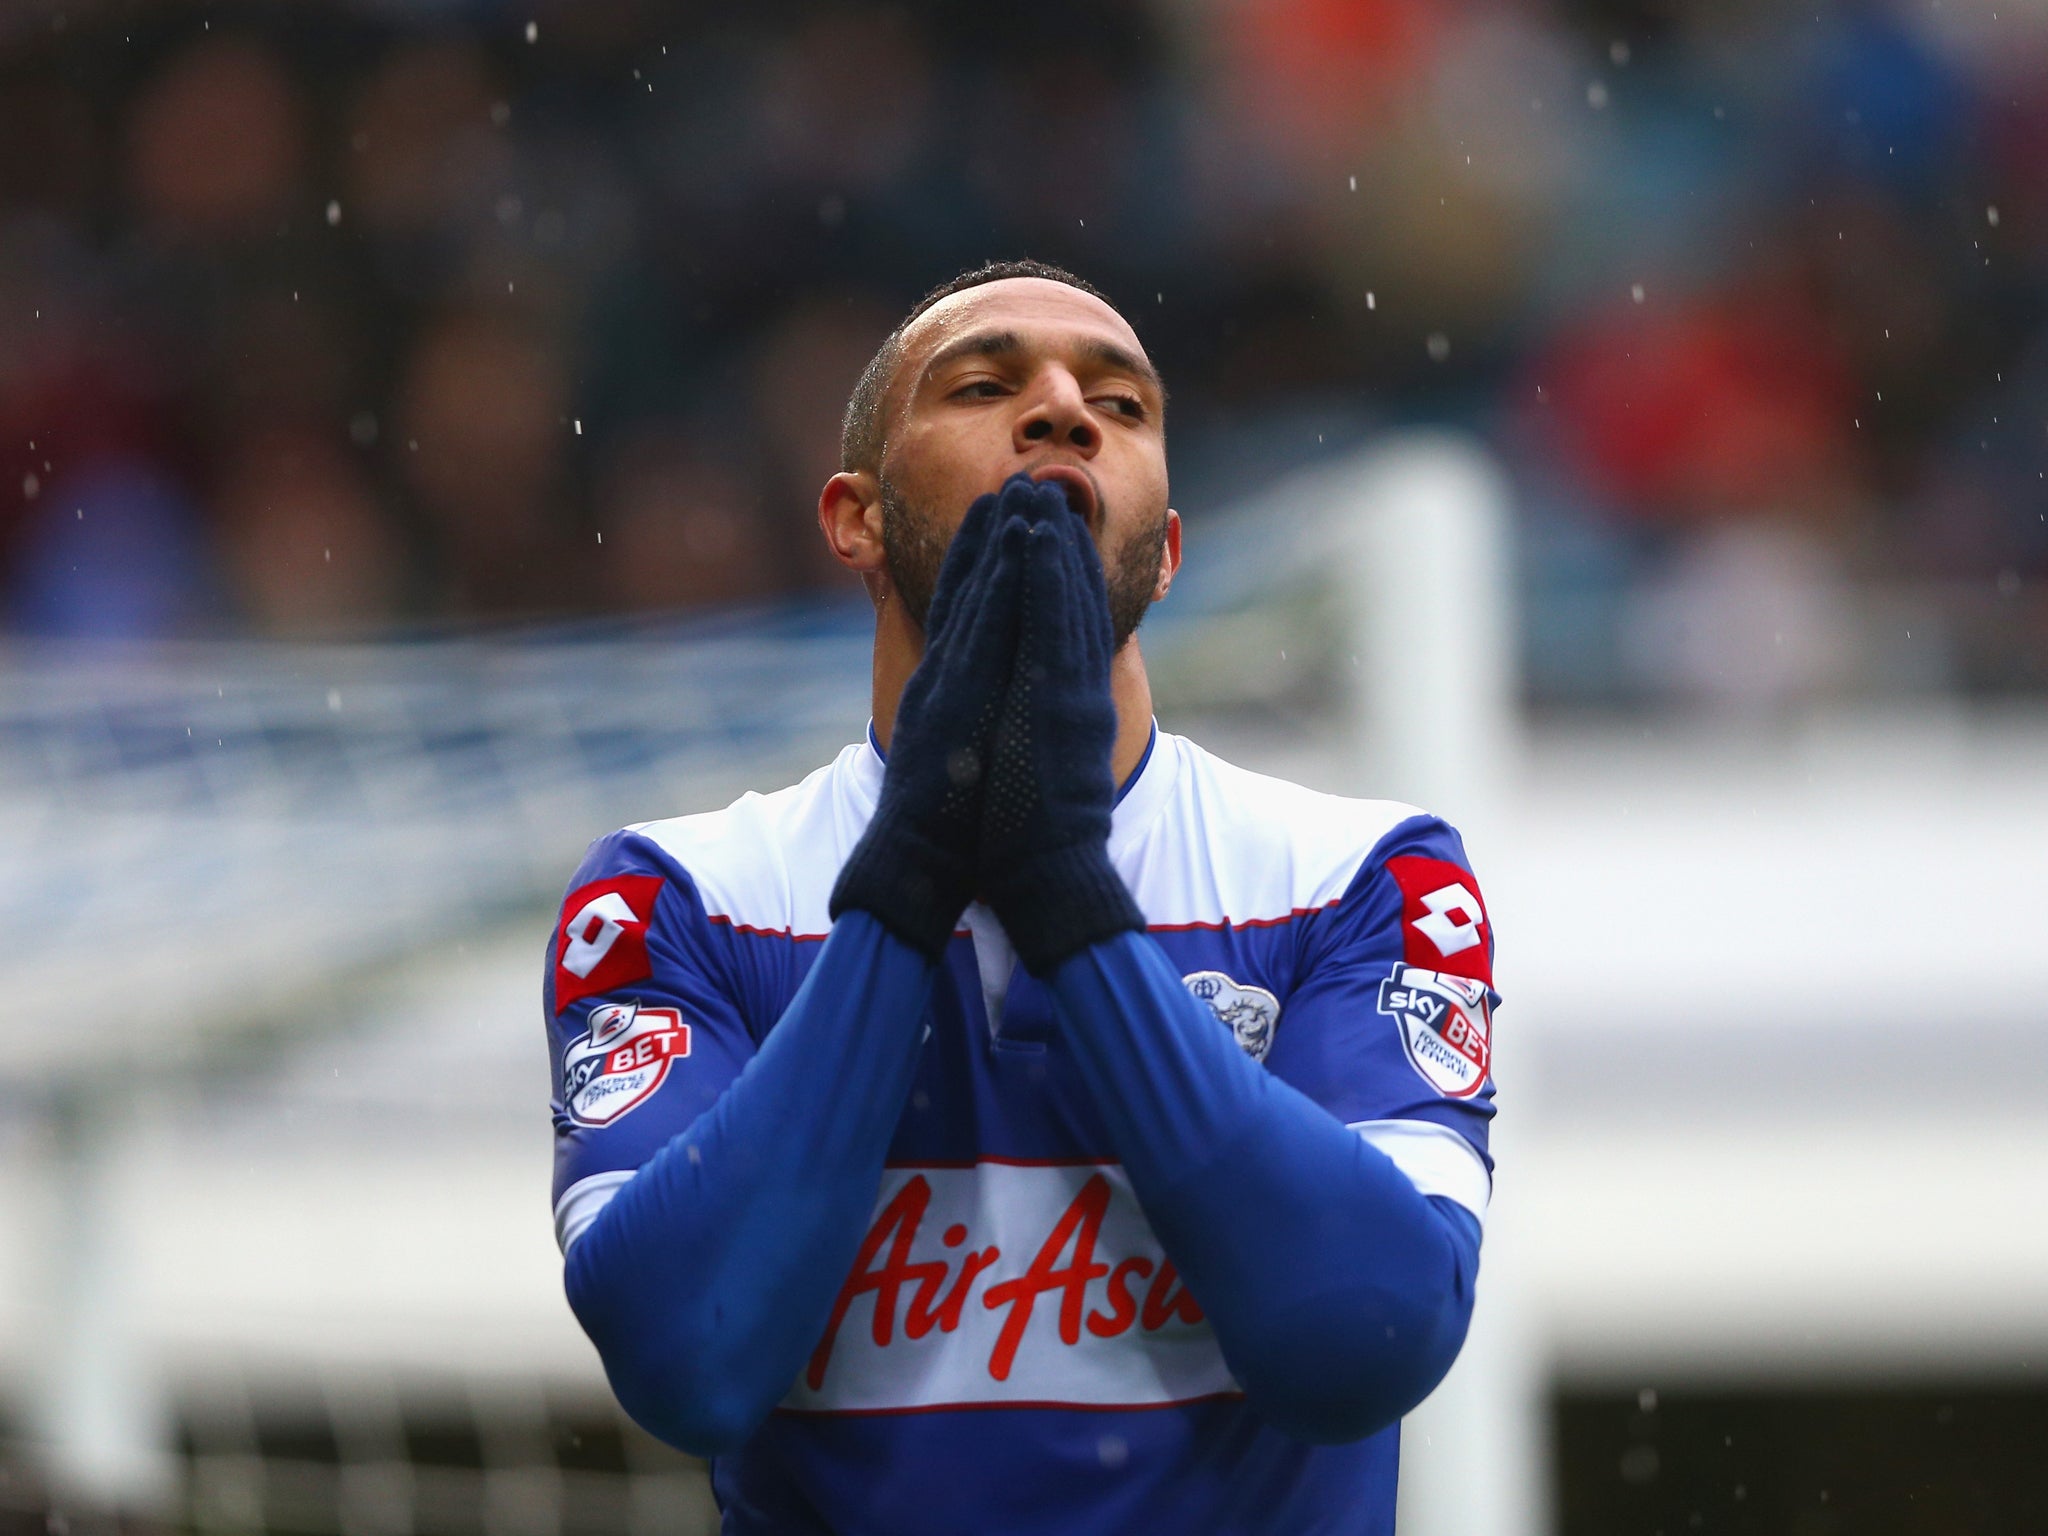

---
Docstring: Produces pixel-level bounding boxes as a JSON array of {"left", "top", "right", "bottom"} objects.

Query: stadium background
[{"left": 1, "top": 0, "right": 2045, "bottom": 1531}]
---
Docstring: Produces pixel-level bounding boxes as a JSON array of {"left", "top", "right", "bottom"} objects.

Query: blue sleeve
[
  {"left": 1050, "top": 929, "right": 1482, "bottom": 1444},
  {"left": 545, "top": 837, "right": 935, "bottom": 1456},
  {"left": 547, "top": 832, "right": 770, "bottom": 1216},
  {"left": 1272, "top": 814, "right": 1498, "bottom": 1171}
]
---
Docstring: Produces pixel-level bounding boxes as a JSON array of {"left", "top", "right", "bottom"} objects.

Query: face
[{"left": 868, "top": 278, "right": 1176, "bottom": 648}]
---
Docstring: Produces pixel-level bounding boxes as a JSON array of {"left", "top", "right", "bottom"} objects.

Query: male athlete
[{"left": 546, "top": 260, "right": 1497, "bottom": 1534}]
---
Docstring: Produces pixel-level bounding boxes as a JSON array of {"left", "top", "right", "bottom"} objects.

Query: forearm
[
  {"left": 1050, "top": 930, "right": 1481, "bottom": 1442},
  {"left": 564, "top": 910, "right": 933, "bottom": 1454}
]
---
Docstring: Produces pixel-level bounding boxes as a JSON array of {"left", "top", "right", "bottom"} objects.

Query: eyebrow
[{"left": 920, "top": 328, "right": 1166, "bottom": 400}]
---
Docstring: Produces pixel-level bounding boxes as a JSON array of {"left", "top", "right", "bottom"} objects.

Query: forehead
[{"left": 899, "top": 277, "right": 1151, "bottom": 379}]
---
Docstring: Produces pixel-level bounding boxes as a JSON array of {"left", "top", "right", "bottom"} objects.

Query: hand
[
  {"left": 829, "top": 487, "right": 1029, "bottom": 957},
  {"left": 977, "top": 478, "right": 1145, "bottom": 975}
]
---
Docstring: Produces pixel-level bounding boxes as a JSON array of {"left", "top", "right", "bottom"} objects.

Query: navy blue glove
[
  {"left": 830, "top": 492, "right": 1028, "bottom": 957},
  {"left": 979, "top": 477, "right": 1146, "bottom": 974}
]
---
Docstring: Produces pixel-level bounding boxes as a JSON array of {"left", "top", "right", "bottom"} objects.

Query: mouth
[{"left": 1027, "top": 464, "right": 1101, "bottom": 527}]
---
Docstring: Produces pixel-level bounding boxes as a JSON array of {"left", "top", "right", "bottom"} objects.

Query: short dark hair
[{"left": 839, "top": 259, "right": 1119, "bottom": 475}]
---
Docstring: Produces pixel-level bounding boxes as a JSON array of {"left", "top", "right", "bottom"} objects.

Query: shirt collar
[
  {"left": 862, "top": 719, "right": 1158, "bottom": 803},
  {"left": 852, "top": 719, "right": 1174, "bottom": 872}
]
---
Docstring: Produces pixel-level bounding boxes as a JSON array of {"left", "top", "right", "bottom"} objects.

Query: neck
[{"left": 870, "top": 605, "right": 1156, "bottom": 787}]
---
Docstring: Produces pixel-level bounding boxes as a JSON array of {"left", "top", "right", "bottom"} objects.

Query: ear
[
  {"left": 1153, "top": 508, "right": 1183, "bottom": 602},
  {"left": 820, "top": 471, "right": 887, "bottom": 576}
]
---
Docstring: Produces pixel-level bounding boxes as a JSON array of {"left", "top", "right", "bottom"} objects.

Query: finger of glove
[
  {"left": 896, "top": 512, "right": 1028, "bottom": 781},
  {"left": 1054, "top": 509, "right": 1115, "bottom": 679},
  {"left": 995, "top": 472, "right": 1075, "bottom": 528},
  {"left": 1027, "top": 510, "right": 1113, "bottom": 700},
  {"left": 895, "top": 508, "right": 1003, "bottom": 737},
  {"left": 934, "top": 512, "right": 1029, "bottom": 697},
  {"left": 921, "top": 488, "right": 1005, "bottom": 650}
]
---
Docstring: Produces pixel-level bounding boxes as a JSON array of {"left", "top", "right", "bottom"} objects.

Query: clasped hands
[{"left": 829, "top": 474, "right": 1145, "bottom": 975}]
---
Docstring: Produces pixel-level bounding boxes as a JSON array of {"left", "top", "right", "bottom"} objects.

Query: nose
[{"left": 1013, "top": 368, "right": 1099, "bottom": 458}]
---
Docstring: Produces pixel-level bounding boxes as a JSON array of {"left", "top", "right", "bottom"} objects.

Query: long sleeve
[
  {"left": 1049, "top": 928, "right": 1481, "bottom": 1444},
  {"left": 564, "top": 910, "right": 933, "bottom": 1455}
]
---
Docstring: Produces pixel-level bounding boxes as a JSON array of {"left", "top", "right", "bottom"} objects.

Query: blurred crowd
[{"left": 0, "top": 0, "right": 2043, "bottom": 702}]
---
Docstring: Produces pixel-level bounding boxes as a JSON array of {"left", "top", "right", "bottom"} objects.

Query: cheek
[{"left": 886, "top": 417, "right": 985, "bottom": 510}]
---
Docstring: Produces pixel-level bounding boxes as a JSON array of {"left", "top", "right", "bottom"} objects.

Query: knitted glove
[
  {"left": 829, "top": 489, "right": 1029, "bottom": 957},
  {"left": 978, "top": 479, "right": 1146, "bottom": 974}
]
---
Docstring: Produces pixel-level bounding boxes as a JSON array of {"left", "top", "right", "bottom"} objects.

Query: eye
[
  {"left": 1096, "top": 394, "right": 1148, "bottom": 421},
  {"left": 950, "top": 379, "right": 1008, "bottom": 400}
]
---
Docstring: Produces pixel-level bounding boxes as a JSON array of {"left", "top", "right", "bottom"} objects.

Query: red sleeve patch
[
  {"left": 1385, "top": 855, "right": 1492, "bottom": 988},
  {"left": 554, "top": 874, "right": 666, "bottom": 1013}
]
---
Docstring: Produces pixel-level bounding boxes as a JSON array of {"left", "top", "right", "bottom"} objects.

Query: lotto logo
[
  {"left": 554, "top": 874, "right": 664, "bottom": 1011},
  {"left": 1386, "top": 855, "right": 1492, "bottom": 987}
]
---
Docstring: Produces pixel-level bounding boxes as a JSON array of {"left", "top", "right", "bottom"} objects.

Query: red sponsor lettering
[
  {"left": 807, "top": 1177, "right": 951, "bottom": 1390},
  {"left": 1140, "top": 1259, "right": 1206, "bottom": 1330},
  {"left": 1438, "top": 1006, "right": 1485, "bottom": 1070},
  {"left": 908, "top": 1224, "right": 999, "bottom": 1341},
  {"left": 982, "top": 1176, "right": 1114, "bottom": 1381},
  {"left": 604, "top": 1024, "right": 690, "bottom": 1076},
  {"left": 805, "top": 1171, "right": 1209, "bottom": 1391},
  {"left": 1086, "top": 1256, "right": 1152, "bottom": 1338}
]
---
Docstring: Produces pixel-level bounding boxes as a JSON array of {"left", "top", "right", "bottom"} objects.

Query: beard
[{"left": 881, "top": 475, "right": 1167, "bottom": 652}]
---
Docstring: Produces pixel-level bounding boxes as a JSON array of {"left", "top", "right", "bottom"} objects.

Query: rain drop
[
  {"left": 1587, "top": 80, "right": 1609, "bottom": 110},
  {"left": 1426, "top": 332, "right": 1450, "bottom": 362},
  {"left": 326, "top": 200, "right": 342, "bottom": 226},
  {"left": 1631, "top": 283, "right": 1645, "bottom": 303},
  {"left": 1609, "top": 39, "right": 1631, "bottom": 65},
  {"left": 1988, "top": 205, "right": 2001, "bottom": 227},
  {"left": 525, "top": 20, "right": 538, "bottom": 43}
]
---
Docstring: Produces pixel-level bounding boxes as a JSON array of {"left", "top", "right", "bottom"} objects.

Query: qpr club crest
[
  {"left": 562, "top": 1001, "right": 692, "bottom": 1126},
  {"left": 1181, "top": 971, "right": 1281, "bottom": 1062},
  {"left": 1378, "top": 965, "right": 1491, "bottom": 1098}
]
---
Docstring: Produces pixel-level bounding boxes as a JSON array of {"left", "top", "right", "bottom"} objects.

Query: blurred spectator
[
  {"left": 748, "top": 292, "right": 898, "bottom": 586},
  {"left": 0, "top": 0, "right": 2036, "bottom": 698},
  {"left": 1620, "top": 520, "right": 1861, "bottom": 711},
  {"left": 345, "top": 39, "right": 512, "bottom": 299},
  {"left": 215, "top": 430, "right": 403, "bottom": 636},
  {"left": 595, "top": 430, "right": 782, "bottom": 613},
  {"left": 126, "top": 38, "right": 306, "bottom": 243},
  {"left": 1532, "top": 283, "right": 1857, "bottom": 523},
  {"left": 7, "top": 461, "right": 214, "bottom": 639},
  {"left": 395, "top": 308, "right": 585, "bottom": 618}
]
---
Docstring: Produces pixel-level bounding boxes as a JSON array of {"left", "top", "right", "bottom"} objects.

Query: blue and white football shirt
[{"left": 547, "top": 726, "right": 1497, "bottom": 1534}]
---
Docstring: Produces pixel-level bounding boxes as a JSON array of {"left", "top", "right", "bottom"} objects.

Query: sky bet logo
[
  {"left": 1378, "top": 965, "right": 1491, "bottom": 1099},
  {"left": 562, "top": 1002, "right": 692, "bottom": 1126}
]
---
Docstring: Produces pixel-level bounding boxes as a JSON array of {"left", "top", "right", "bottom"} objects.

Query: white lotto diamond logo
[
  {"left": 1412, "top": 882, "right": 1485, "bottom": 957},
  {"left": 561, "top": 891, "right": 640, "bottom": 979}
]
